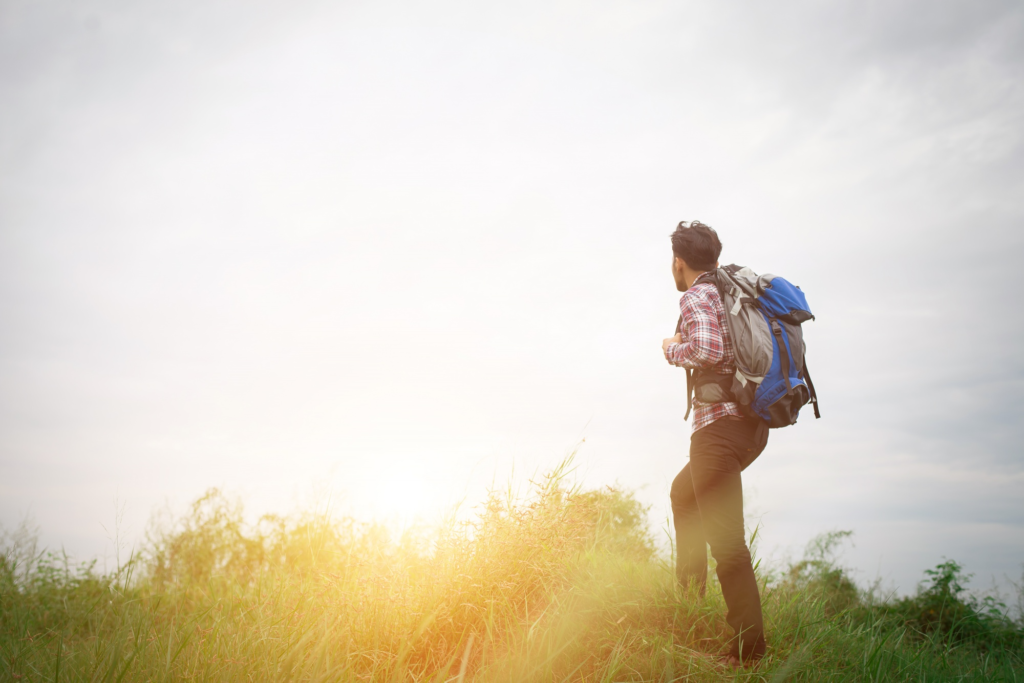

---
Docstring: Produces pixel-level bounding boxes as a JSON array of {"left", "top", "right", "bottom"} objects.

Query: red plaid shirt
[{"left": 665, "top": 272, "right": 743, "bottom": 432}]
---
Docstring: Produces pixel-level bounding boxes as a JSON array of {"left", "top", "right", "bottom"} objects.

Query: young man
[{"left": 661, "top": 220, "right": 769, "bottom": 666}]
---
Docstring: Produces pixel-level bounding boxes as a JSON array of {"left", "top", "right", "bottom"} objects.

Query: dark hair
[{"left": 670, "top": 220, "right": 722, "bottom": 271}]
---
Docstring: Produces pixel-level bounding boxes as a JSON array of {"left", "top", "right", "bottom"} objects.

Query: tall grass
[{"left": 2, "top": 457, "right": 1023, "bottom": 682}]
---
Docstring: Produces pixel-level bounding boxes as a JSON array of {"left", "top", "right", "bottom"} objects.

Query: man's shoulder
[
  {"left": 679, "top": 280, "right": 722, "bottom": 309},
  {"left": 690, "top": 279, "right": 718, "bottom": 294}
]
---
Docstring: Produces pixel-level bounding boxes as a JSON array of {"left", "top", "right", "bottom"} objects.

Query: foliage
[
  {"left": 778, "top": 530, "right": 860, "bottom": 616},
  {"left": 2, "top": 460, "right": 1023, "bottom": 681},
  {"left": 866, "top": 559, "right": 1024, "bottom": 652}
]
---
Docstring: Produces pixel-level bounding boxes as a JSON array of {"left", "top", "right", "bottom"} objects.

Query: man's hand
[{"left": 662, "top": 333, "right": 683, "bottom": 360}]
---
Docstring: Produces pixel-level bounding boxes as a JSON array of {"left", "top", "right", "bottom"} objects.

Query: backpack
[{"left": 684, "top": 264, "right": 820, "bottom": 428}]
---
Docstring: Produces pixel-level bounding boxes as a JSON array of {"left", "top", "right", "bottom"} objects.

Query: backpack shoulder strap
[
  {"left": 676, "top": 314, "right": 695, "bottom": 421},
  {"left": 802, "top": 354, "right": 821, "bottom": 419},
  {"left": 684, "top": 368, "right": 694, "bottom": 421}
]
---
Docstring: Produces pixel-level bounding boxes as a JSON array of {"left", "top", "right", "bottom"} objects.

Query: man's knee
[
  {"left": 710, "top": 540, "right": 752, "bottom": 573},
  {"left": 669, "top": 470, "right": 694, "bottom": 513}
]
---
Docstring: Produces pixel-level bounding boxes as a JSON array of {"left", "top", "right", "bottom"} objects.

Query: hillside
[{"left": 3, "top": 460, "right": 1022, "bottom": 682}]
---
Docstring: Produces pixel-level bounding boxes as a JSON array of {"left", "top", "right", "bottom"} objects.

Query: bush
[
  {"left": 1, "top": 529, "right": 118, "bottom": 642},
  {"left": 872, "top": 559, "right": 1024, "bottom": 652},
  {"left": 779, "top": 530, "right": 860, "bottom": 616}
]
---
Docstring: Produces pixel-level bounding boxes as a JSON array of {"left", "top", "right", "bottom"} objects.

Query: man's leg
[
  {"left": 670, "top": 463, "right": 707, "bottom": 594},
  {"left": 689, "top": 417, "right": 766, "bottom": 661}
]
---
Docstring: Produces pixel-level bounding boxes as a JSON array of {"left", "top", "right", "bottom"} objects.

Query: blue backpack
[{"left": 686, "top": 264, "right": 820, "bottom": 428}]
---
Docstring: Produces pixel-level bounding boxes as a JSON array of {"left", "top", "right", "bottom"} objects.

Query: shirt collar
[{"left": 691, "top": 271, "right": 715, "bottom": 287}]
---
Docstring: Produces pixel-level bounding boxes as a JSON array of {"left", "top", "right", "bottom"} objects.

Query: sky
[{"left": 1, "top": 0, "right": 1023, "bottom": 597}]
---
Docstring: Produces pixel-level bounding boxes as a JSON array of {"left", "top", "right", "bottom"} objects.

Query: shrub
[
  {"left": 779, "top": 530, "right": 860, "bottom": 616},
  {"left": 873, "top": 559, "right": 1024, "bottom": 652}
]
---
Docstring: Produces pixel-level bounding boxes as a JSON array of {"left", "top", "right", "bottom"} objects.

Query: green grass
[{"left": 3, "top": 458, "right": 1023, "bottom": 682}]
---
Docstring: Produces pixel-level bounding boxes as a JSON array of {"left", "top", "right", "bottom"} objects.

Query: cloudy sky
[{"left": 2, "top": 0, "right": 1022, "bottom": 595}]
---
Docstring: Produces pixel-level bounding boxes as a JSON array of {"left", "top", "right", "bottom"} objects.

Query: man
[{"left": 661, "top": 220, "right": 769, "bottom": 666}]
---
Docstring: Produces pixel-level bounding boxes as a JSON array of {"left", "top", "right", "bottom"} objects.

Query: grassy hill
[{"left": 3, "top": 459, "right": 1022, "bottom": 682}]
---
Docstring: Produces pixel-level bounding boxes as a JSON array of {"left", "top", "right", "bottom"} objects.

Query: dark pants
[{"left": 670, "top": 415, "right": 769, "bottom": 661}]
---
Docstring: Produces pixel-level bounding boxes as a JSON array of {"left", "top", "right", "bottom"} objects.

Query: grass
[{"left": 2, "top": 456, "right": 1023, "bottom": 682}]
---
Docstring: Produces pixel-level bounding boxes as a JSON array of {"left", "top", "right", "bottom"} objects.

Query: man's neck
[{"left": 685, "top": 269, "right": 709, "bottom": 290}]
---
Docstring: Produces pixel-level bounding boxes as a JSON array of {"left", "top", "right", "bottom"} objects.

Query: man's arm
[
  {"left": 664, "top": 290, "right": 725, "bottom": 369},
  {"left": 662, "top": 332, "right": 683, "bottom": 362}
]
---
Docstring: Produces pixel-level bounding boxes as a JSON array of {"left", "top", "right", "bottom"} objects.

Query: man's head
[{"left": 670, "top": 220, "right": 722, "bottom": 291}]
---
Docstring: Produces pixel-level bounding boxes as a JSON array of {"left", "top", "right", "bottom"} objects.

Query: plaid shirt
[{"left": 665, "top": 272, "right": 743, "bottom": 432}]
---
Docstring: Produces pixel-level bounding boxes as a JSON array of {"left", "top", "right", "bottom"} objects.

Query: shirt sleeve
[{"left": 665, "top": 288, "right": 726, "bottom": 369}]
